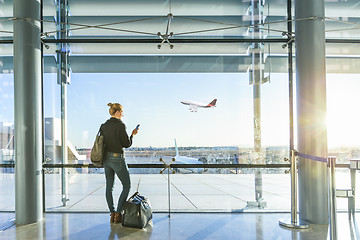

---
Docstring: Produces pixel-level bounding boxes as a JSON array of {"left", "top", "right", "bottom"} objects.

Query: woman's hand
[{"left": 132, "top": 128, "right": 138, "bottom": 136}]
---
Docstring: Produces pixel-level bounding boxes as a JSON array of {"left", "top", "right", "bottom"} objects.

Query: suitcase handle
[
  {"left": 128, "top": 191, "right": 146, "bottom": 203},
  {"left": 129, "top": 191, "right": 140, "bottom": 200}
]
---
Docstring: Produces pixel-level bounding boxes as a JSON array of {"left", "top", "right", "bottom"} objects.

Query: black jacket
[{"left": 100, "top": 117, "right": 133, "bottom": 154}]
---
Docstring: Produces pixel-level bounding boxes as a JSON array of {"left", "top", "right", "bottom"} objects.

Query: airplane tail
[
  {"left": 174, "top": 139, "right": 179, "bottom": 157},
  {"left": 206, "top": 99, "right": 217, "bottom": 107}
]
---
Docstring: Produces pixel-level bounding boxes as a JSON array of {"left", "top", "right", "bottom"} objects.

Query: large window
[
  {"left": 0, "top": 72, "right": 14, "bottom": 211},
  {"left": 2, "top": 0, "right": 360, "bottom": 213},
  {"left": 327, "top": 74, "right": 360, "bottom": 162}
]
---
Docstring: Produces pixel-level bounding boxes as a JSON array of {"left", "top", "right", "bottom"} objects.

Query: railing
[
  {"left": 0, "top": 163, "right": 351, "bottom": 169},
  {"left": 0, "top": 162, "right": 352, "bottom": 218}
]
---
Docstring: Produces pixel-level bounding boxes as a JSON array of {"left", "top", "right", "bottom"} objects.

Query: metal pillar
[
  {"left": 246, "top": 0, "right": 267, "bottom": 209},
  {"left": 40, "top": 0, "right": 46, "bottom": 214},
  {"left": 253, "top": 83, "right": 264, "bottom": 206},
  {"left": 295, "top": 0, "right": 328, "bottom": 224},
  {"left": 350, "top": 168, "right": 356, "bottom": 217},
  {"left": 62, "top": 213, "right": 69, "bottom": 240},
  {"left": 287, "top": 0, "right": 294, "bottom": 156},
  {"left": 57, "top": 0, "right": 71, "bottom": 206},
  {"left": 328, "top": 157, "right": 337, "bottom": 240},
  {"left": 279, "top": 150, "right": 309, "bottom": 229},
  {"left": 160, "top": 158, "right": 175, "bottom": 218},
  {"left": 13, "top": 0, "right": 43, "bottom": 225},
  {"left": 60, "top": 79, "right": 68, "bottom": 206}
]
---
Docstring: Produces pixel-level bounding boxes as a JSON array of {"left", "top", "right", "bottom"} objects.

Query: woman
[{"left": 100, "top": 103, "right": 138, "bottom": 223}]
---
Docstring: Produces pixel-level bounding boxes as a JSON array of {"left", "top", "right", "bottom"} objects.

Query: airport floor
[
  {"left": 0, "top": 212, "right": 359, "bottom": 240},
  {"left": 1, "top": 172, "right": 358, "bottom": 212},
  {"left": 1, "top": 172, "right": 360, "bottom": 239}
]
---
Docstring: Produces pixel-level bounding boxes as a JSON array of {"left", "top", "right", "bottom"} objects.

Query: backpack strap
[{"left": 98, "top": 124, "right": 103, "bottom": 136}]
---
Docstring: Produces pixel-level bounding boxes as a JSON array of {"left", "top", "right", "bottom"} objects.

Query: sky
[
  {"left": 1, "top": 72, "right": 360, "bottom": 149},
  {"left": 326, "top": 74, "right": 360, "bottom": 148},
  {"left": 43, "top": 72, "right": 289, "bottom": 148}
]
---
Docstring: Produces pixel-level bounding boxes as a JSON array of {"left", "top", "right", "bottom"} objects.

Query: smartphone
[{"left": 136, "top": 124, "right": 140, "bottom": 130}]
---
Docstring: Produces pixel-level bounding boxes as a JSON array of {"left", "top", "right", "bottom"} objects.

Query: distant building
[
  {"left": 0, "top": 119, "right": 86, "bottom": 168},
  {"left": 0, "top": 122, "right": 14, "bottom": 150},
  {"left": 0, "top": 122, "right": 14, "bottom": 172},
  {"left": 44, "top": 117, "right": 86, "bottom": 165}
]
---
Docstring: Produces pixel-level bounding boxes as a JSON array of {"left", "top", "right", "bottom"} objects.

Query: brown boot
[
  {"left": 110, "top": 212, "right": 115, "bottom": 223},
  {"left": 114, "top": 212, "right": 122, "bottom": 223}
]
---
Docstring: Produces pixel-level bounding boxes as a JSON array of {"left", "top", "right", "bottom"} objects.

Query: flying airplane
[
  {"left": 172, "top": 139, "right": 204, "bottom": 173},
  {"left": 180, "top": 99, "right": 217, "bottom": 112}
]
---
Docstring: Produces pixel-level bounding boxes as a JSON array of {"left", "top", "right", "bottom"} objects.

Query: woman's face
[{"left": 114, "top": 109, "right": 123, "bottom": 119}]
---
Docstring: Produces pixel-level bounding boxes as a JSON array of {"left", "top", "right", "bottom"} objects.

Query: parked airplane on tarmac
[
  {"left": 173, "top": 139, "right": 204, "bottom": 173},
  {"left": 180, "top": 99, "right": 217, "bottom": 112}
]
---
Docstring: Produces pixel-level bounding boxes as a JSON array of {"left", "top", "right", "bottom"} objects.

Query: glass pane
[
  {"left": 0, "top": 167, "right": 15, "bottom": 211},
  {"left": 261, "top": 73, "right": 290, "bottom": 164},
  {"left": 327, "top": 73, "right": 360, "bottom": 162},
  {"left": 40, "top": 0, "right": 288, "bottom": 40},
  {"left": 44, "top": 168, "right": 170, "bottom": 212},
  {"left": 325, "top": 1, "right": 360, "bottom": 40},
  {"left": 43, "top": 72, "right": 61, "bottom": 165},
  {"left": 38, "top": 39, "right": 292, "bottom": 212},
  {"left": 67, "top": 72, "right": 252, "bottom": 149},
  {"left": 0, "top": 0, "right": 13, "bottom": 40},
  {"left": 0, "top": 58, "right": 14, "bottom": 170},
  {"left": 0, "top": 71, "right": 14, "bottom": 211}
]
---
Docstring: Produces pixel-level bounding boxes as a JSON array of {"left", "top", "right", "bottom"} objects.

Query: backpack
[{"left": 90, "top": 126, "right": 104, "bottom": 167}]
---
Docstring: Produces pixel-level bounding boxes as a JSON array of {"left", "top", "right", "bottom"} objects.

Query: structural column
[
  {"left": 295, "top": 0, "right": 328, "bottom": 224},
  {"left": 56, "top": 0, "right": 71, "bottom": 206},
  {"left": 246, "top": 0, "right": 267, "bottom": 210},
  {"left": 13, "top": 0, "right": 43, "bottom": 225}
]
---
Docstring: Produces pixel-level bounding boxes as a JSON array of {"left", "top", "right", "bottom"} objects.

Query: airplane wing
[{"left": 189, "top": 105, "right": 198, "bottom": 112}]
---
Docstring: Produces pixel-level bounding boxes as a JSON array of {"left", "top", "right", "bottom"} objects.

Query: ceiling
[{"left": 1, "top": 0, "right": 360, "bottom": 73}]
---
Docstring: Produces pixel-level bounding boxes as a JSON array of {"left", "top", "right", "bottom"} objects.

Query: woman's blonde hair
[{"left": 107, "top": 103, "right": 123, "bottom": 116}]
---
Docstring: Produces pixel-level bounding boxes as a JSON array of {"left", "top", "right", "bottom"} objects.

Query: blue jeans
[{"left": 103, "top": 153, "right": 131, "bottom": 213}]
